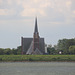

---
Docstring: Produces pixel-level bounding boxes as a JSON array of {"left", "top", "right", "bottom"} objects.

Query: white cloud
[
  {"left": 20, "top": 0, "right": 49, "bottom": 17},
  {"left": 0, "top": 0, "right": 75, "bottom": 23},
  {"left": 20, "top": 8, "right": 46, "bottom": 17},
  {"left": 50, "top": 22, "right": 62, "bottom": 25},
  {"left": 73, "top": 10, "right": 75, "bottom": 14},
  {"left": 15, "top": 0, "right": 22, "bottom": 5},
  {"left": 0, "top": 9, "right": 15, "bottom": 15},
  {"left": 20, "top": 8, "right": 36, "bottom": 16},
  {"left": 39, "top": 0, "right": 51, "bottom": 8},
  {"left": 0, "top": 0, "right": 74, "bottom": 17},
  {"left": 66, "top": 0, "right": 72, "bottom": 7},
  {"left": 32, "top": 0, "right": 40, "bottom": 3},
  {"left": 7, "top": 0, "right": 22, "bottom": 5},
  {"left": 0, "top": 9, "right": 8, "bottom": 15},
  {"left": 72, "top": 10, "right": 75, "bottom": 18},
  {"left": 0, "top": 0, "right": 2, "bottom": 4},
  {"left": 7, "top": 0, "right": 12, "bottom": 5}
]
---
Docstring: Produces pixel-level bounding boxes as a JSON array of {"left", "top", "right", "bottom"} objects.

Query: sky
[{"left": 0, "top": 0, "right": 75, "bottom": 48}]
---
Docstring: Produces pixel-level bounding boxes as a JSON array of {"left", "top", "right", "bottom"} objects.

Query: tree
[
  {"left": 47, "top": 44, "right": 56, "bottom": 54},
  {"left": 0, "top": 48, "right": 4, "bottom": 55},
  {"left": 17, "top": 46, "right": 21, "bottom": 55},
  {"left": 57, "top": 39, "right": 68, "bottom": 54},
  {"left": 4, "top": 48, "right": 12, "bottom": 55},
  {"left": 0, "top": 46, "right": 22, "bottom": 55},
  {"left": 54, "top": 45, "right": 58, "bottom": 50},
  {"left": 69, "top": 45, "right": 75, "bottom": 54},
  {"left": 48, "top": 44, "right": 52, "bottom": 48},
  {"left": 57, "top": 38, "right": 75, "bottom": 54},
  {"left": 12, "top": 48, "right": 17, "bottom": 55},
  {"left": 47, "top": 47, "right": 56, "bottom": 54}
]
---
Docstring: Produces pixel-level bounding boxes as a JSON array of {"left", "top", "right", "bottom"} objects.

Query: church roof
[
  {"left": 33, "top": 48, "right": 43, "bottom": 55},
  {"left": 26, "top": 40, "right": 43, "bottom": 55},
  {"left": 26, "top": 41, "right": 33, "bottom": 55},
  {"left": 22, "top": 38, "right": 45, "bottom": 54}
]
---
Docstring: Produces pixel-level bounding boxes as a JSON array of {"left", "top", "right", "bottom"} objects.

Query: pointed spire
[{"left": 34, "top": 17, "right": 38, "bottom": 33}]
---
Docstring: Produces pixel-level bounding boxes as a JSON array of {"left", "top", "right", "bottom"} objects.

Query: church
[{"left": 21, "top": 18, "right": 45, "bottom": 55}]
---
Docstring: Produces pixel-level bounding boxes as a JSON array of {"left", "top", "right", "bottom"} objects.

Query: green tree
[
  {"left": 0, "top": 48, "right": 4, "bottom": 55},
  {"left": 4, "top": 48, "right": 12, "bottom": 55},
  {"left": 57, "top": 38, "right": 75, "bottom": 54},
  {"left": 12, "top": 48, "right": 17, "bottom": 55},
  {"left": 47, "top": 47, "right": 56, "bottom": 54},
  {"left": 54, "top": 45, "right": 58, "bottom": 50},
  {"left": 69, "top": 45, "right": 75, "bottom": 54},
  {"left": 17, "top": 46, "right": 21, "bottom": 55},
  {"left": 47, "top": 46, "right": 56, "bottom": 54}
]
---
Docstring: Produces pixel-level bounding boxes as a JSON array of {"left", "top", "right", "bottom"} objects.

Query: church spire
[
  {"left": 34, "top": 17, "right": 38, "bottom": 33},
  {"left": 33, "top": 17, "right": 39, "bottom": 51}
]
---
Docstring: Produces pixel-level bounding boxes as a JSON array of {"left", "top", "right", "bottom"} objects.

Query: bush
[{"left": 0, "top": 55, "right": 75, "bottom": 62}]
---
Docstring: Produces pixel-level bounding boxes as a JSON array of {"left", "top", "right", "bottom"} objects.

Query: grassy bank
[{"left": 0, "top": 55, "right": 75, "bottom": 62}]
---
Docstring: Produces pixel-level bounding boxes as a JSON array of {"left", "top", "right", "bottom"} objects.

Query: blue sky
[{"left": 0, "top": 0, "right": 75, "bottom": 48}]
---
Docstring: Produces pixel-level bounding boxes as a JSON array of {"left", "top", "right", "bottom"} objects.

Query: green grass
[{"left": 0, "top": 55, "right": 75, "bottom": 62}]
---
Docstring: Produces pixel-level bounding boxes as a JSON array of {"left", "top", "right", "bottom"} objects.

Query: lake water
[{"left": 0, "top": 62, "right": 75, "bottom": 75}]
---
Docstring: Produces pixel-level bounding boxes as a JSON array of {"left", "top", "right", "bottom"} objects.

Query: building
[{"left": 21, "top": 18, "right": 45, "bottom": 55}]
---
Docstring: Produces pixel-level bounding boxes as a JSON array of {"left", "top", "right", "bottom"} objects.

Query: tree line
[
  {"left": 0, "top": 38, "right": 75, "bottom": 55},
  {"left": 47, "top": 38, "right": 75, "bottom": 55},
  {"left": 0, "top": 46, "right": 21, "bottom": 55}
]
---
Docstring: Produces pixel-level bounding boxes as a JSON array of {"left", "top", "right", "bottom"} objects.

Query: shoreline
[
  {"left": 0, "top": 60, "right": 75, "bottom": 63},
  {"left": 0, "top": 55, "right": 75, "bottom": 62}
]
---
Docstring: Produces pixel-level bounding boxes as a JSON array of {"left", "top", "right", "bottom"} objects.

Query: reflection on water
[{"left": 0, "top": 62, "right": 75, "bottom": 75}]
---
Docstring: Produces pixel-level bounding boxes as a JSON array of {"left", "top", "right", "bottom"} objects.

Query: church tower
[{"left": 33, "top": 17, "right": 40, "bottom": 51}]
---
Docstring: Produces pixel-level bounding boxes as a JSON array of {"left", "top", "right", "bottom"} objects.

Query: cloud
[
  {"left": 72, "top": 10, "right": 75, "bottom": 18},
  {"left": 7, "top": 0, "right": 12, "bottom": 5},
  {"left": 20, "top": 8, "right": 36, "bottom": 16},
  {"left": 0, "top": 9, "right": 8, "bottom": 15},
  {"left": 0, "top": 0, "right": 2, "bottom": 4},
  {"left": 0, "top": 9, "right": 15, "bottom": 15},
  {"left": 49, "top": 22, "right": 62, "bottom": 25},
  {"left": 0, "top": 0, "right": 75, "bottom": 24},
  {"left": 20, "top": 8, "right": 46, "bottom": 17},
  {"left": 20, "top": 0, "right": 49, "bottom": 17},
  {"left": 73, "top": 10, "right": 75, "bottom": 14},
  {"left": 66, "top": 0, "right": 72, "bottom": 7},
  {"left": 0, "top": 0, "right": 74, "bottom": 16}
]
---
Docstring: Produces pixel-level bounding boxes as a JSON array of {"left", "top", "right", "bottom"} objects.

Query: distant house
[{"left": 21, "top": 18, "right": 45, "bottom": 55}]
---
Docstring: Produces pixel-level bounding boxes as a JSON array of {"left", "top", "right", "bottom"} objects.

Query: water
[{"left": 0, "top": 62, "right": 75, "bottom": 75}]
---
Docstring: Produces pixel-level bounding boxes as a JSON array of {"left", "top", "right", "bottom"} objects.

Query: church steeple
[
  {"left": 33, "top": 17, "right": 39, "bottom": 51},
  {"left": 34, "top": 17, "right": 38, "bottom": 33}
]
